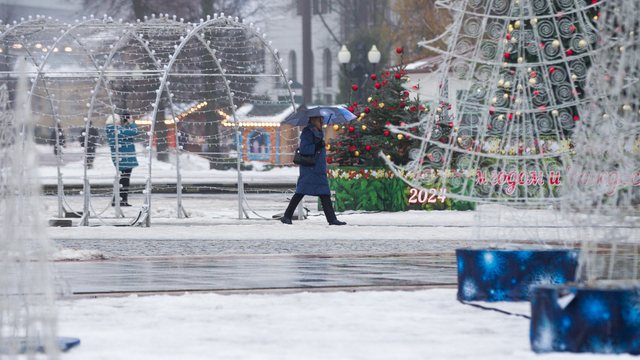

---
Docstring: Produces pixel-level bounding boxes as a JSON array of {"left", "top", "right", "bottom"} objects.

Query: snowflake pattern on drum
[
  {"left": 531, "top": 285, "right": 640, "bottom": 354},
  {"left": 383, "top": 0, "right": 602, "bottom": 205},
  {"left": 456, "top": 249, "right": 578, "bottom": 302}
]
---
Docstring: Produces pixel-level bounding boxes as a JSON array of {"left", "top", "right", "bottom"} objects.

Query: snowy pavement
[{"left": 55, "top": 289, "right": 631, "bottom": 360}]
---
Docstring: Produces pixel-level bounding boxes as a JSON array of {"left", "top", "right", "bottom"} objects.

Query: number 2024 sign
[{"left": 408, "top": 188, "right": 448, "bottom": 204}]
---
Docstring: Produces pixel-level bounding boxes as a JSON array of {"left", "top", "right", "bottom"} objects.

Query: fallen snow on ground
[
  {"left": 37, "top": 143, "right": 298, "bottom": 185},
  {"left": 52, "top": 248, "right": 107, "bottom": 261},
  {"left": 57, "top": 289, "right": 626, "bottom": 360}
]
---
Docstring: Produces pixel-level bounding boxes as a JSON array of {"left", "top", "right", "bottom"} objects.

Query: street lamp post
[{"left": 338, "top": 44, "right": 381, "bottom": 104}]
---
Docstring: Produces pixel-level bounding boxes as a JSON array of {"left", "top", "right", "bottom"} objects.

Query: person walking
[
  {"left": 106, "top": 113, "right": 138, "bottom": 207},
  {"left": 281, "top": 115, "right": 346, "bottom": 225},
  {"left": 79, "top": 121, "right": 100, "bottom": 169}
]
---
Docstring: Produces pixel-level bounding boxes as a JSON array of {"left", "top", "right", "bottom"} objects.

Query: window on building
[
  {"left": 323, "top": 48, "right": 332, "bottom": 88},
  {"left": 288, "top": 50, "right": 297, "bottom": 82}
]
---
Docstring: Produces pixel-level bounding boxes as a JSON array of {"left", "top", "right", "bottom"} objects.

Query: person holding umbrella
[{"left": 281, "top": 107, "right": 355, "bottom": 225}]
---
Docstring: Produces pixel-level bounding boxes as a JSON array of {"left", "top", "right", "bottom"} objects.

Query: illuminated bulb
[
  {"left": 386, "top": 155, "right": 391, "bottom": 159},
  {"left": 498, "top": 79, "right": 505, "bottom": 87},
  {"left": 436, "top": 107, "right": 442, "bottom": 113},
  {"left": 622, "top": 104, "right": 631, "bottom": 111},
  {"left": 516, "top": 111, "right": 522, "bottom": 116},
  {"left": 552, "top": 110, "right": 559, "bottom": 116},
  {"left": 528, "top": 78, "right": 537, "bottom": 85},
  {"left": 503, "top": 93, "right": 509, "bottom": 100},
  {"left": 571, "top": 74, "right": 577, "bottom": 81},
  {"left": 530, "top": 18, "right": 538, "bottom": 25},
  {"left": 517, "top": 57, "right": 523, "bottom": 63},
  {"left": 504, "top": 81, "right": 511, "bottom": 89},
  {"left": 503, "top": 62, "right": 508, "bottom": 69},
  {"left": 603, "top": 113, "right": 608, "bottom": 118},
  {"left": 491, "top": 97, "right": 497, "bottom": 104},
  {"left": 514, "top": 20, "right": 521, "bottom": 29},
  {"left": 552, "top": 40, "right": 560, "bottom": 48},
  {"left": 578, "top": 39, "right": 587, "bottom": 48},
  {"left": 498, "top": 115, "right": 505, "bottom": 121}
]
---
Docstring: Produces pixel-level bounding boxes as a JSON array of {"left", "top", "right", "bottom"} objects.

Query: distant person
[
  {"left": 281, "top": 116, "right": 346, "bottom": 225},
  {"left": 79, "top": 121, "right": 100, "bottom": 169},
  {"left": 106, "top": 113, "right": 138, "bottom": 207}
]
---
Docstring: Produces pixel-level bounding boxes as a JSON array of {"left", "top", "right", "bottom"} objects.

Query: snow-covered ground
[
  {"left": 39, "top": 145, "right": 600, "bottom": 359},
  {"left": 55, "top": 289, "right": 629, "bottom": 360},
  {"left": 37, "top": 143, "right": 298, "bottom": 186}
]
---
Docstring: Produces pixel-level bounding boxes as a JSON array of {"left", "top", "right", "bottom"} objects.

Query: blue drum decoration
[
  {"left": 456, "top": 249, "right": 579, "bottom": 302},
  {"left": 531, "top": 284, "right": 640, "bottom": 354}
]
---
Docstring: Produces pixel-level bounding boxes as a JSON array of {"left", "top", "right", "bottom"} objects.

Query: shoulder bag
[{"left": 293, "top": 148, "right": 318, "bottom": 166}]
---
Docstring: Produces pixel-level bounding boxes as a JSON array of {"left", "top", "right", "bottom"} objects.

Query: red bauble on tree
[
  {"left": 395, "top": 73, "right": 401, "bottom": 79},
  {"left": 371, "top": 74, "right": 377, "bottom": 80},
  {"left": 365, "top": 145, "right": 371, "bottom": 151},
  {"left": 396, "top": 47, "right": 403, "bottom": 54},
  {"left": 384, "top": 131, "right": 390, "bottom": 137},
  {"left": 375, "top": 83, "right": 381, "bottom": 89},
  {"left": 364, "top": 107, "right": 370, "bottom": 114},
  {"left": 348, "top": 126, "right": 355, "bottom": 132},
  {"left": 348, "top": 107, "right": 354, "bottom": 112},
  {"left": 352, "top": 85, "right": 358, "bottom": 91}
]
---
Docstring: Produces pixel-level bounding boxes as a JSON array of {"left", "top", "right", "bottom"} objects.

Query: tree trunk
[{"left": 302, "top": 0, "right": 313, "bottom": 104}]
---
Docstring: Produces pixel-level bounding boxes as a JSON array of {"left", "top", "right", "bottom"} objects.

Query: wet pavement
[{"left": 55, "top": 252, "right": 457, "bottom": 295}]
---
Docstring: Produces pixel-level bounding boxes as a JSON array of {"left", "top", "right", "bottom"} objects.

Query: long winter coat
[
  {"left": 295, "top": 126, "right": 330, "bottom": 196},
  {"left": 106, "top": 123, "right": 139, "bottom": 171}
]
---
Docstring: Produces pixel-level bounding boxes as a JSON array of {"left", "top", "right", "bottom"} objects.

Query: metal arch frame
[
  {"left": 1, "top": 15, "right": 297, "bottom": 227},
  {"left": 138, "top": 14, "right": 297, "bottom": 226},
  {"left": 0, "top": 18, "right": 78, "bottom": 219}
]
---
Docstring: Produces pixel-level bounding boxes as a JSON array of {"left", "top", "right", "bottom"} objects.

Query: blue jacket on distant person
[
  {"left": 295, "top": 124, "right": 330, "bottom": 196},
  {"left": 106, "top": 114, "right": 139, "bottom": 171}
]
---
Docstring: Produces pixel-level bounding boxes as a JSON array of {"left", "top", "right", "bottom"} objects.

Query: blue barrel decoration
[
  {"left": 531, "top": 284, "right": 640, "bottom": 354},
  {"left": 456, "top": 249, "right": 579, "bottom": 302}
]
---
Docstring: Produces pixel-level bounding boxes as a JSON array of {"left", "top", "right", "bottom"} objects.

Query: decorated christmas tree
[{"left": 327, "top": 48, "right": 422, "bottom": 166}]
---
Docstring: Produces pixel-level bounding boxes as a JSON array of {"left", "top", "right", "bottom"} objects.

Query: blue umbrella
[{"left": 283, "top": 107, "right": 357, "bottom": 126}]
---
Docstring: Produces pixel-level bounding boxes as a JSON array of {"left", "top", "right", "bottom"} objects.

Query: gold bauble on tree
[
  {"left": 333, "top": 124, "right": 339, "bottom": 131},
  {"left": 354, "top": 151, "right": 360, "bottom": 157},
  {"left": 386, "top": 154, "right": 391, "bottom": 159},
  {"left": 379, "top": 103, "right": 385, "bottom": 108},
  {"left": 361, "top": 125, "right": 367, "bottom": 130},
  {"left": 367, "top": 97, "right": 373, "bottom": 103},
  {"left": 326, "top": 144, "right": 331, "bottom": 150},
  {"left": 397, "top": 134, "right": 404, "bottom": 140}
]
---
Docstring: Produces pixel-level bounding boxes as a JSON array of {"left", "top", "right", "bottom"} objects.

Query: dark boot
[
  {"left": 328, "top": 219, "right": 346, "bottom": 226},
  {"left": 280, "top": 216, "right": 292, "bottom": 225}
]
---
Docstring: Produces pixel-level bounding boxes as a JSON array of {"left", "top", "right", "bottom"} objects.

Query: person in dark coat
[
  {"left": 79, "top": 121, "right": 100, "bottom": 169},
  {"left": 281, "top": 116, "right": 346, "bottom": 225},
  {"left": 106, "top": 113, "right": 138, "bottom": 207}
]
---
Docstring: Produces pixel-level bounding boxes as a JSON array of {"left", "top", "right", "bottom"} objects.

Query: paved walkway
[{"left": 55, "top": 252, "right": 457, "bottom": 295}]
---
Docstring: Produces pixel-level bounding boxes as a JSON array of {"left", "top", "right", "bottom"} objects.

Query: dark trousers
[
  {"left": 284, "top": 193, "right": 337, "bottom": 223},
  {"left": 119, "top": 168, "right": 132, "bottom": 203}
]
